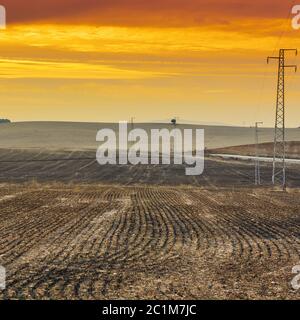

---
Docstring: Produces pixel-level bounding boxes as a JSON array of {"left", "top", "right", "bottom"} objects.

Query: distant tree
[
  {"left": 0, "top": 119, "right": 11, "bottom": 124},
  {"left": 171, "top": 118, "right": 177, "bottom": 126}
]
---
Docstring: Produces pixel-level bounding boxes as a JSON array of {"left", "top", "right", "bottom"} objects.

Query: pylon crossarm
[
  {"left": 284, "top": 65, "right": 297, "bottom": 72},
  {"left": 282, "top": 48, "right": 297, "bottom": 54},
  {"left": 267, "top": 57, "right": 279, "bottom": 64}
]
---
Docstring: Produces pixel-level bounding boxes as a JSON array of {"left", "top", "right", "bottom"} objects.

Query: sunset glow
[{"left": 0, "top": 1, "right": 300, "bottom": 126}]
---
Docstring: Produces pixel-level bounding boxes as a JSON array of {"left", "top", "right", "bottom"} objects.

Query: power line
[
  {"left": 255, "top": 0, "right": 297, "bottom": 124},
  {"left": 272, "top": 0, "right": 297, "bottom": 54}
]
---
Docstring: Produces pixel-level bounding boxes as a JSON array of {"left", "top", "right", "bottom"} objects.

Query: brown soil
[{"left": 0, "top": 148, "right": 299, "bottom": 300}]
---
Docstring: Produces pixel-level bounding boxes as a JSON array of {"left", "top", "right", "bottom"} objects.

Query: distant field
[
  {"left": 1, "top": 121, "right": 300, "bottom": 150},
  {"left": 210, "top": 141, "right": 300, "bottom": 159},
  {"left": 0, "top": 148, "right": 300, "bottom": 187}
]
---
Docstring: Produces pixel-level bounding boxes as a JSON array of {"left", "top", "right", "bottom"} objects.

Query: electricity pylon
[
  {"left": 267, "top": 49, "right": 297, "bottom": 190},
  {"left": 255, "top": 122, "right": 263, "bottom": 185}
]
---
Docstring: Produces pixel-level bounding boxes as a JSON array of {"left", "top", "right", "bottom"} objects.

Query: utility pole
[
  {"left": 267, "top": 49, "right": 297, "bottom": 190},
  {"left": 130, "top": 117, "right": 135, "bottom": 130},
  {"left": 255, "top": 122, "right": 263, "bottom": 185}
]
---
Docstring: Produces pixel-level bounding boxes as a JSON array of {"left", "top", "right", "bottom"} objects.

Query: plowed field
[{"left": 0, "top": 183, "right": 299, "bottom": 300}]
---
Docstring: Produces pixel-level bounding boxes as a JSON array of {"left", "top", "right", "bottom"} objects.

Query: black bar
[{"left": 0, "top": 300, "right": 298, "bottom": 319}]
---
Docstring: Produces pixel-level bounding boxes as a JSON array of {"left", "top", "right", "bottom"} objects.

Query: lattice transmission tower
[{"left": 267, "top": 49, "right": 297, "bottom": 190}]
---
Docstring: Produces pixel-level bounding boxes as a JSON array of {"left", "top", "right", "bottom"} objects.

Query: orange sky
[{"left": 0, "top": 0, "right": 300, "bottom": 126}]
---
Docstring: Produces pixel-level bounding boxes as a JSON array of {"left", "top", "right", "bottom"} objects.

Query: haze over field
[{"left": 0, "top": 121, "right": 300, "bottom": 150}]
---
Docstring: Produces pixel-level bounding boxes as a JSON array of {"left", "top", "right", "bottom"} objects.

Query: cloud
[{"left": 2, "top": 0, "right": 294, "bottom": 26}]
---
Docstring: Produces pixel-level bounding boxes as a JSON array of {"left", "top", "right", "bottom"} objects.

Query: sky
[{"left": 0, "top": 0, "right": 300, "bottom": 127}]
